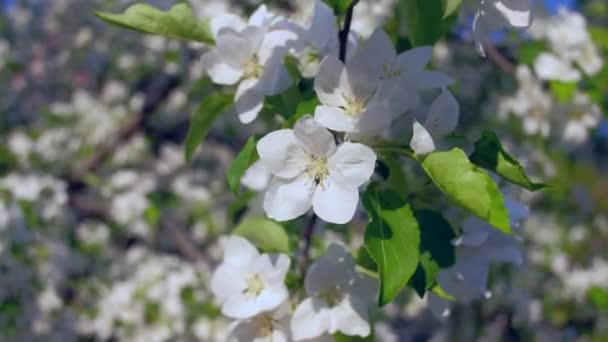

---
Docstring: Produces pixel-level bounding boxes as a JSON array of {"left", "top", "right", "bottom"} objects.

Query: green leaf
[
  {"left": 518, "top": 41, "right": 548, "bottom": 65},
  {"left": 96, "top": 3, "right": 214, "bottom": 44},
  {"left": 421, "top": 148, "right": 511, "bottom": 234},
  {"left": 586, "top": 286, "right": 608, "bottom": 310},
  {"left": 549, "top": 81, "right": 577, "bottom": 103},
  {"left": 184, "top": 92, "right": 234, "bottom": 162},
  {"left": 363, "top": 186, "right": 420, "bottom": 306},
  {"left": 400, "top": 0, "right": 445, "bottom": 46},
  {"left": 442, "top": 0, "right": 462, "bottom": 18},
  {"left": 335, "top": 328, "right": 374, "bottom": 342},
  {"left": 355, "top": 245, "right": 378, "bottom": 275},
  {"left": 282, "top": 97, "right": 321, "bottom": 128},
  {"left": 226, "top": 191, "right": 256, "bottom": 225},
  {"left": 322, "top": 0, "right": 355, "bottom": 15},
  {"left": 410, "top": 210, "right": 455, "bottom": 297},
  {"left": 469, "top": 131, "right": 549, "bottom": 191},
  {"left": 233, "top": 217, "right": 290, "bottom": 253},
  {"left": 227, "top": 136, "right": 259, "bottom": 195}
]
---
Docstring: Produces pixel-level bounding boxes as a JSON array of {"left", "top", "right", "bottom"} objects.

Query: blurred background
[{"left": 0, "top": 0, "right": 607, "bottom": 341}]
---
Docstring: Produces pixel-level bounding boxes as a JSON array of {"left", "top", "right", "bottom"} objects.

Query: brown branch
[
  {"left": 339, "top": 0, "right": 360, "bottom": 63},
  {"left": 299, "top": 214, "right": 318, "bottom": 275},
  {"left": 484, "top": 43, "right": 515, "bottom": 74}
]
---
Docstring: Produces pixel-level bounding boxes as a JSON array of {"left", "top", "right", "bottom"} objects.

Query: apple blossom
[
  {"left": 291, "top": 244, "right": 377, "bottom": 340},
  {"left": 227, "top": 302, "right": 291, "bottom": 342},
  {"left": 409, "top": 87, "right": 459, "bottom": 155},
  {"left": 256, "top": 115, "right": 376, "bottom": 224},
  {"left": 211, "top": 235, "right": 291, "bottom": 319}
]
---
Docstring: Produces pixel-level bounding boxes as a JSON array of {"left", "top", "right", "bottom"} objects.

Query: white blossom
[
  {"left": 409, "top": 88, "right": 459, "bottom": 155},
  {"left": 291, "top": 244, "right": 377, "bottom": 340},
  {"left": 256, "top": 116, "right": 376, "bottom": 224},
  {"left": 211, "top": 235, "right": 291, "bottom": 319},
  {"left": 228, "top": 302, "right": 291, "bottom": 342}
]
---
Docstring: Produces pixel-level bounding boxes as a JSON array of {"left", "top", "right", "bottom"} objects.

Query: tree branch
[
  {"left": 339, "top": 0, "right": 360, "bottom": 63},
  {"left": 299, "top": 214, "right": 318, "bottom": 275},
  {"left": 483, "top": 43, "right": 515, "bottom": 74}
]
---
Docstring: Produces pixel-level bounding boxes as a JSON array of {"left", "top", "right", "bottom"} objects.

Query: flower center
[
  {"left": 243, "top": 55, "right": 263, "bottom": 79},
  {"left": 244, "top": 274, "right": 265, "bottom": 297},
  {"left": 319, "top": 287, "right": 345, "bottom": 307},
  {"left": 305, "top": 156, "right": 329, "bottom": 184},
  {"left": 344, "top": 96, "right": 366, "bottom": 116}
]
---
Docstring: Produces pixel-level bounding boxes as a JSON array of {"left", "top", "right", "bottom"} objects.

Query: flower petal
[
  {"left": 312, "top": 181, "right": 359, "bottom": 224},
  {"left": 241, "top": 160, "right": 271, "bottom": 191},
  {"left": 294, "top": 115, "right": 336, "bottom": 157},
  {"left": 328, "top": 142, "right": 376, "bottom": 189},
  {"left": 223, "top": 235, "right": 260, "bottom": 267},
  {"left": 235, "top": 78, "right": 265, "bottom": 124},
  {"left": 210, "top": 263, "right": 248, "bottom": 303},
  {"left": 216, "top": 27, "right": 262, "bottom": 67},
  {"left": 210, "top": 14, "right": 246, "bottom": 38},
  {"left": 427, "top": 293, "right": 452, "bottom": 320},
  {"left": 254, "top": 253, "right": 291, "bottom": 284},
  {"left": 424, "top": 88, "right": 459, "bottom": 138},
  {"left": 314, "top": 105, "right": 357, "bottom": 132},
  {"left": 494, "top": 0, "right": 532, "bottom": 28},
  {"left": 304, "top": 243, "right": 356, "bottom": 295},
  {"left": 410, "top": 120, "right": 436, "bottom": 155},
  {"left": 263, "top": 176, "right": 313, "bottom": 222},
  {"left": 202, "top": 51, "right": 244, "bottom": 85},
  {"left": 329, "top": 296, "right": 371, "bottom": 337},
  {"left": 314, "top": 55, "right": 347, "bottom": 107},
  {"left": 257, "top": 129, "right": 308, "bottom": 178},
  {"left": 291, "top": 297, "right": 331, "bottom": 341},
  {"left": 396, "top": 46, "right": 433, "bottom": 71}
]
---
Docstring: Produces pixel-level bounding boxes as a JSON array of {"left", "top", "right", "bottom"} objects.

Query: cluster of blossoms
[
  {"left": 212, "top": 235, "right": 376, "bottom": 341},
  {"left": 497, "top": 6, "right": 604, "bottom": 145}
]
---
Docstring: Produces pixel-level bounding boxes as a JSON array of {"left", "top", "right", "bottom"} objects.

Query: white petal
[
  {"left": 424, "top": 88, "right": 459, "bottom": 138},
  {"left": 235, "top": 79, "right": 265, "bottom": 124},
  {"left": 202, "top": 51, "right": 244, "bottom": 85},
  {"left": 263, "top": 176, "right": 314, "bottom": 222},
  {"left": 328, "top": 142, "right": 376, "bottom": 189},
  {"left": 329, "top": 296, "right": 371, "bottom": 337},
  {"left": 241, "top": 160, "right": 272, "bottom": 191},
  {"left": 312, "top": 181, "right": 359, "bottom": 224},
  {"left": 216, "top": 27, "right": 262, "bottom": 67},
  {"left": 455, "top": 217, "right": 490, "bottom": 247},
  {"left": 305, "top": 243, "right": 356, "bottom": 295},
  {"left": 210, "top": 263, "right": 248, "bottom": 303},
  {"left": 505, "top": 196, "right": 529, "bottom": 225},
  {"left": 494, "top": 0, "right": 532, "bottom": 28},
  {"left": 410, "top": 120, "right": 436, "bottom": 155},
  {"left": 355, "top": 101, "right": 393, "bottom": 136},
  {"left": 396, "top": 46, "right": 433, "bottom": 71},
  {"left": 254, "top": 253, "right": 291, "bottom": 285},
  {"left": 291, "top": 297, "right": 331, "bottom": 341},
  {"left": 363, "top": 29, "right": 397, "bottom": 74},
  {"left": 224, "top": 235, "right": 260, "bottom": 267},
  {"left": 314, "top": 55, "right": 347, "bottom": 107},
  {"left": 248, "top": 4, "right": 273, "bottom": 27},
  {"left": 409, "top": 70, "right": 454, "bottom": 89},
  {"left": 210, "top": 14, "right": 246, "bottom": 38},
  {"left": 293, "top": 115, "right": 337, "bottom": 157},
  {"left": 308, "top": 0, "right": 339, "bottom": 49},
  {"left": 342, "top": 31, "right": 388, "bottom": 99},
  {"left": 314, "top": 105, "right": 357, "bottom": 132},
  {"left": 222, "top": 287, "right": 285, "bottom": 319},
  {"left": 257, "top": 129, "right": 308, "bottom": 178}
]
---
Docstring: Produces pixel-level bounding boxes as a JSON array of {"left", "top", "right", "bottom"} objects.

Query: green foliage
[
  {"left": 399, "top": 0, "right": 455, "bottom": 46},
  {"left": 549, "top": 81, "right": 577, "bottom": 103},
  {"left": 410, "top": 210, "right": 455, "bottom": 297},
  {"left": 184, "top": 92, "right": 234, "bottom": 162},
  {"left": 227, "top": 136, "right": 259, "bottom": 195},
  {"left": 443, "top": 0, "right": 462, "bottom": 18},
  {"left": 233, "top": 217, "right": 291, "bottom": 254},
  {"left": 363, "top": 186, "right": 420, "bottom": 306},
  {"left": 335, "top": 329, "right": 374, "bottom": 341},
  {"left": 421, "top": 148, "right": 511, "bottom": 234},
  {"left": 518, "top": 41, "right": 548, "bottom": 65},
  {"left": 282, "top": 97, "right": 321, "bottom": 128},
  {"left": 0, "top": 146, "right": 17, "bottom": 177},
  {"left": 96, "top": 3, "right": 214, "bottom": 44},
  {"left": 586, "top": 286, "right": 608, "bottom": 310},
  {"left": 322, "top": 0, "right": 356, "bottom": 15},
  {"left": 470, "top": 131, "right": 549, "bottom": 191}
]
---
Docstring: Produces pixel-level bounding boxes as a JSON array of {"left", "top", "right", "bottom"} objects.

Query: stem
[
  {"left": 339, "top": 0, "right": 359, "bottom": 63},
  {"left": 299, "top": 214, "right": 318, "bottom": 275},
  {"left": 483, "top": 43, "right": 515, "bottom": 74},
  {"left": 375, "top": 146, "right": 417, "bottom": 160}
]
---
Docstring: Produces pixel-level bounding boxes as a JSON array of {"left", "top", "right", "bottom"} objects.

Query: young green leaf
[
  {"left": 421, "top": 148, "right": 511, "bottom": 234},
  {"left": 282, "top": 97, "right": 321, "bottom": 128},
  {"left": 233, "top": 217, "right": 290, "bottom": 253},
  {"left": 322, "top": 0, "right": 355, "bottom": 15},
  {"left": 443, "top": 0, "right": 462, "bottom": 18},
  {"left": 363, "top": 186, "right": 420, "bottom": 306},
  {"left": 227, "top": 136, "right": 259, "bottom": 195},
  {"left": 400, "top": 0, "right": 444, "bottom": 46},
  {"left": 469, "top": 131, "right": 549, "bottom": 191},
  {"left": 184, "top": 92, "right": 234, "bottom": 162},
  {"left": 96, "top": 3, "right": 214, "bottom": 44},
  {"left": 410, "top": 210, "right": 455, "bottom": 297}
]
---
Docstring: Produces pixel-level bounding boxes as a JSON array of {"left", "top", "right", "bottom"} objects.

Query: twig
[
  {"left": 338, "top": 0, "right": 360, "bottom": 63},
  {"left": 483, "top": 43, "right": 515, "bottom": 74},
  {"left": 299, "top": 214, "right": 318, "bottom": 275}
]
